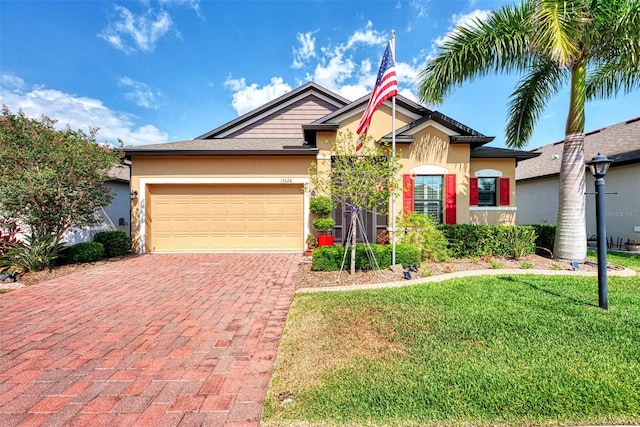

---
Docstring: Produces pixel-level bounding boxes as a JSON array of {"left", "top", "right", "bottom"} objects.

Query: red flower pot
[{"left": 317, "top": 235, "right": 334, "bottom": 247}]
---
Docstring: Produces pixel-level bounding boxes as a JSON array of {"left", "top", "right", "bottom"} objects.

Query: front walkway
[{"left": 0, "top": 253, "right": 300, "bottom": 426}]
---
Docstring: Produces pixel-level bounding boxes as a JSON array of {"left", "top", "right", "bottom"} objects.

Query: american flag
[{"left": 356, "top": 40, "right": 398, "bottom": 147}]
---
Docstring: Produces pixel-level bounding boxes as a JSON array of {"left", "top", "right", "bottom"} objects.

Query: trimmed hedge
[
  {"left": 530, "top": 224, "right": 556, "bottom": 256},
  {"left": 67, "top": 242, "right": 104, "bottom": 264},
  {"left": 93, "top": 230, "right": 131, "bottom": 258},
  {"left": 438, "top": 224, "right": 537, "bottom": 258},
  {"left": 311, "top": 244, "right": 420, "bottom": 271}
]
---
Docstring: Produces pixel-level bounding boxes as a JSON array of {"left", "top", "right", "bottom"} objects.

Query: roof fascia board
[
  {"left": 124, "top": 149, "right": 319, "bottom": 159},
  {"left": 401, "top": 119, "right": 461, "bottom": 137}
]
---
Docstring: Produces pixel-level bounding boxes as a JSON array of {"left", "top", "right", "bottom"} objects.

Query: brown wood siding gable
[{"left": 226, "top": 96, "right": 339, "bottom": 139}]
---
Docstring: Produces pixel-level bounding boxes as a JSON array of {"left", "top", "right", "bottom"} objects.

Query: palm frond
[
  {"left": 530, "top": 0, "right": 589, "bottom": 66},
  {"left": 506, "top": 60, "right": 565, "bottom": 148},
  {"left": 586, "top": 63, "right": 640, "bottom": 99},
  {"left": 418, "top": 1, "right": 534, "bottom": 105}
]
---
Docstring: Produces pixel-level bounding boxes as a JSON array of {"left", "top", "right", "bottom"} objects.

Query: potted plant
[
  {"left": 310, "top": 195, "right": 335, "bottom": 246},
  {"left": 625, "top": 239, "right": 640, "bottom": 252},
  {"left": 305, "top": 234, "right": 318, "bottom": 254}
]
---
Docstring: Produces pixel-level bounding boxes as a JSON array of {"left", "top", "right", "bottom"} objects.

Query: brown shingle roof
[
  {"left": 516, "top": 117, "right": 640, "bottom": 181},
  {"left": 123, "top": 138, "right": 317, "bottom": 157}
]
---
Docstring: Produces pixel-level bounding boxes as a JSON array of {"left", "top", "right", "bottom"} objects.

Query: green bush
[
  {"left": 397, "top": 213, "right": 450, "bottom": 261},
  {"left": 311, "top": 245, "right": 344, "bottom": 271},
  {"left": 394, "top": 244, "right": 421, "bottom": 268},
  {"left": 355, "top": 244, "right": 391, "bottom": 270},
  {"left": 530, "top": 224, "right": 556, "bottom": 256},
  {"left": 312, "top": 243, "right": 421, "bottom": 271},
  {"left": 506, "top": 226, "right": 537, "bottom": 259},
  {"left": 312, "top": 217, "right": 336, "bottom": 233},
  {"left": 439, "top": 224, "right": 537, "bottom": 259},
  {"left": 67, "top": 242, "right": 104, "bottom": 264},
  {"left": 0, "top": 235, "right": 65, "bottom": 272},
  {"left": 93, "top": 230, "right": 131, "bottom": 258},
  {"left": 309, "top": 196, "right": 333, "bottom": 215}
]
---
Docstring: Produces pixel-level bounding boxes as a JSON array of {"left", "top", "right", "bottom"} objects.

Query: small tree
[
  {"left": 0, "top": 106, "right": 122, "bottom": 266},
  {"left": 308, "top": 131, "right": 402, "bottom": 274}
]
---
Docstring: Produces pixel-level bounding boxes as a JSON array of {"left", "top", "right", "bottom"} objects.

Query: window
[
  {"left": 470, "top": 176, "right": 510, "bottom": 206},
  {"left": 477, "top": 177, "right": 496, "bottom": 206},
  {"left": 414, "top": 175, "right": 443, "bottom": 223},
  {"left": 404, "top": 173, "right": 456, "bottom": 224}
]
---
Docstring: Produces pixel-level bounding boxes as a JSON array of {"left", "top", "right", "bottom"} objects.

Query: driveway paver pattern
[{"left": 0, "top": 253, "right": 300, "bottom": 426}]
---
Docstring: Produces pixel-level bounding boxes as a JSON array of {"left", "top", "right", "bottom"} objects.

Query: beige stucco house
[
  {"left": 124, "top": 82, "right": 537, "bottom": 253},
  {"left": 516, "top": 116, "right": 640, "bottom": 245}
]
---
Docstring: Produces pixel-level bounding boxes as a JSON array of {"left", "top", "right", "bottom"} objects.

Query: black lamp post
[{"left": 586, "top": 153, "right": 613, "bottom": 310}]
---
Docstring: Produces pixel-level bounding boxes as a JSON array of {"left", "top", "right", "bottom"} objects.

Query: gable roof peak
[{"left": 197, "top": 81, "right": 350, "bottom": 139}]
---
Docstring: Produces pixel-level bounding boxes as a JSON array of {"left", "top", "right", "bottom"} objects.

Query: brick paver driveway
[{"left": 0, "top": 253, "right": 300, "bottom": 426}]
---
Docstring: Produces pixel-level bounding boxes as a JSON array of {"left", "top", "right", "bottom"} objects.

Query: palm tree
[{"left": 418, "top": 0, "right": 640, "bottom": 262}]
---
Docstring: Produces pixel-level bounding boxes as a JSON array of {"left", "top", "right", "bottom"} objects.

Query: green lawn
[{"left": 263, "top": 252, "right": 640, "bottom": 427}]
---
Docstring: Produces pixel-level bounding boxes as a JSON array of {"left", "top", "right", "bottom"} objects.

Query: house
[
  {"left": 516, "top": 117, "right": 640, "bottom": 244},
  {"left": 63, "top": 163, "right": 132, "bottom": 245},
  {"left": 123, "top": 82, "right": 538, "bottom": 253}
]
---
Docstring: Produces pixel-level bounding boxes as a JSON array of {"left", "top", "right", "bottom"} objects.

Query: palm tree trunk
[{"left": 553, "top": 64, "right": 587, "bottom": 262}]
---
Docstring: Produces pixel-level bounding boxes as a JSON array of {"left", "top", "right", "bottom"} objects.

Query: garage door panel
[{"left": 147, "top": 184, "right": 303, "bottom": 252}]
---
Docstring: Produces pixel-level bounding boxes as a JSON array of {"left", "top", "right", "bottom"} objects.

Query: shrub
[
  {"left": 0, "top": 217, "right": 20, "bottom": 257},
  {"left": 311, "top": 245, "right": 344, "bottom": 271},
  {"left": 309, "top": 196, "right": 333, "bottom": 215},
  {"left": 394, "top": 244, "right": 421, "bottom": 268},
  {"left": 529, "top": 224, "right": 556, "bottom": 257},
  {"left": 311, "top": 243, "right": 421, "bottom": 271},
  {"left": 355, "top": 244, "right": 391, "bottom": 270},
  {"left": 0, "top": 235, "right": 65, "bottom": 272},
  {"left": 398, "top": 213, "right": 450, "bottom": 261},
  {"left": 93, "top": 230, "right": 131, "bottom": 258},
  {"left": 439, "top": 224, "right": 538, "bottom": 259},
  {"left": 312, "top": 217, "right": 336, "bottom": 234},
  {"left": 67, "top": 242, "right": 104, "bottom": 264},
  {"left": 506, "top": 226, "right": 537, "bottom": 259}
]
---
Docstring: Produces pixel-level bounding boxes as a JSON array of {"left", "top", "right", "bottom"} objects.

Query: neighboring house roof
[
  {"left": 107, "top": 163, "right": 130, "bottom": 183},
  {"left": 516, "top": 116, "right": 640, "bottom": 182}
]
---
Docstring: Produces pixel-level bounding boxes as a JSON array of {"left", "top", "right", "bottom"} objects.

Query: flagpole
[{"left": 391, "top": 30, "right": 397, "bottom": 266}]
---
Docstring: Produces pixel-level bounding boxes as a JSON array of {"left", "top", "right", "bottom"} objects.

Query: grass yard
[{"left": 263, "top": 251, "right": 640, "bottom": 426}]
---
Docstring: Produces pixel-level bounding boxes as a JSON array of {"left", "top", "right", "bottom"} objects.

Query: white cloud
[
  {"left": 434, "top": 9, "right": 491, "bottom": 48},
  {"left": 99, "top": 5, "right": 173, "bottom": 53},
  {"left": 345, "top": 21, "right": 386, "bottom": 48},
  {"left": 159, "top": 0, "right": 201, "bottom": 15},
  {"left": 1, "top": 73, "right": 25, "bottom": 91},
  {"left": 119, "top": 77, "right": 161, "bottom": 109},
  {"left": 227, "top": 22, "right": 427, "bottom": 112},
  {"left": 292, "top": 31, "right": 317, "bottom": 69},
  {"left": 0, "top": 73, "right": 168, "bottom": 146},
  {"left": 224, "top": 76, "right": 292, "bottom": 116}
]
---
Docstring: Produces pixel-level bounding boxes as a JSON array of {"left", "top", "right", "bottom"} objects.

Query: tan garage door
[{"left": 146, "top": 184, "right": 304, "bottom": 252}]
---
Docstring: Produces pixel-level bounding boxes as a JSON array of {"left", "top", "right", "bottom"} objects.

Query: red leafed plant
[{"left": 0, "top": 217, "right": 20, "bottom": 257}]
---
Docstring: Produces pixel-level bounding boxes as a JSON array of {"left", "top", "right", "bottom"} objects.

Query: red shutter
[
  {"left": 499, "top": 177, "right": 510, "bottom": 206},
  {"left": 469, "top": 177, "right": 478, "bottom": 206},
  {"left": 445, "top": 174, "right": 456, "bottom": 224},
  {"left": 403, "top": 174, "right": 414, "bottom": 214}
]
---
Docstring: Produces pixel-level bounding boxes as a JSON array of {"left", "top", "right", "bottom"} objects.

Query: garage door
[{"left": 146, "top": 184, "right": 304, "bottom": 252}]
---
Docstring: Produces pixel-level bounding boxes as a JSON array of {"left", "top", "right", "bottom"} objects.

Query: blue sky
[{"left": 1, "top": 0, "right": 638, "bottom": 149}]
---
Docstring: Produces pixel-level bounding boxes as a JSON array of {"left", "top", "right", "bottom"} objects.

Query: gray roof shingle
[{"left": 516, "top": 117, "right": 640, "bottom": 181}]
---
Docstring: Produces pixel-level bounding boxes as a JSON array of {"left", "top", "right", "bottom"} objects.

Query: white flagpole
[{"left": 391, "top": 30, "right": 397, "bottom": 266}]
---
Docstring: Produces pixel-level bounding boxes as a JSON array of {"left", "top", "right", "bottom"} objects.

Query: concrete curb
[{"left": 295, "top": 266, "right": 637, "bottom": 294}]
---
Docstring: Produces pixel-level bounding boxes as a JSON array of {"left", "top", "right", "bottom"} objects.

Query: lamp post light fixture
[{"left": 586, "top": 152, "right": 613, "bottom": 310}]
